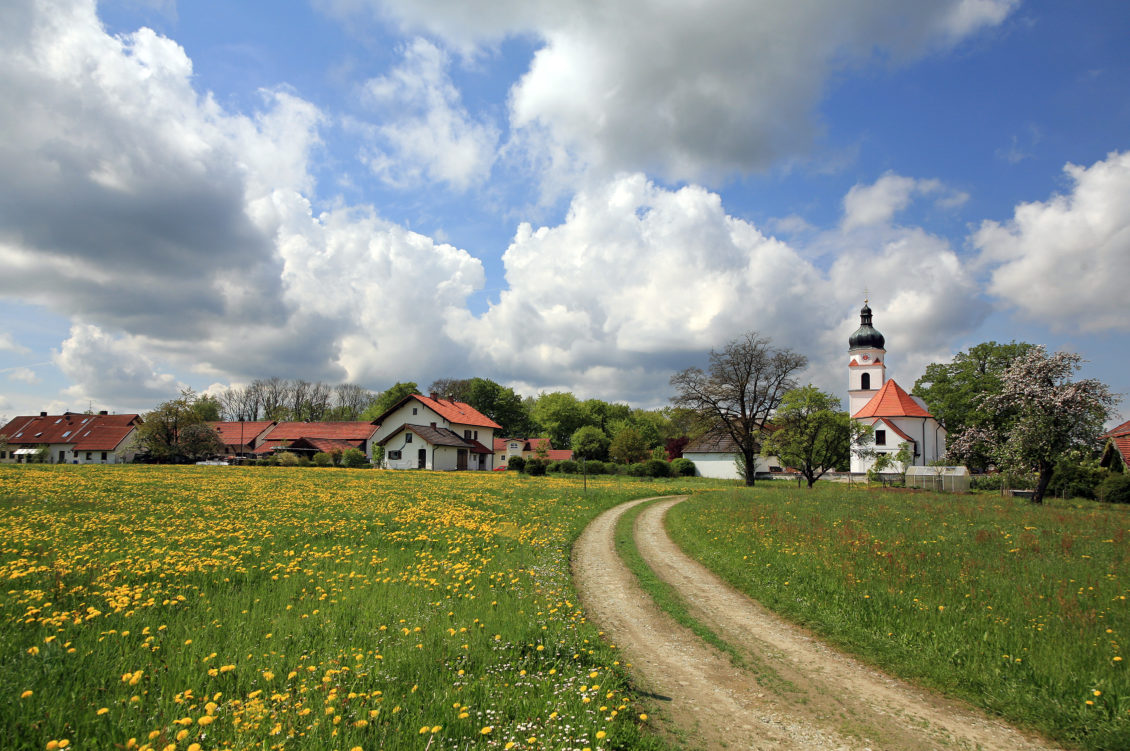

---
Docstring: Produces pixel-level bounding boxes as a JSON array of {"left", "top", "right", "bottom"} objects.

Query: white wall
[{"left": 685, "top": 452, "right": 773, "bottom": 480}]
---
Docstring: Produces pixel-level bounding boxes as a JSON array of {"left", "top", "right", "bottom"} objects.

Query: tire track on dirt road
[{"left": 572, "top": 496, "right": 1060, "bottom": 751}]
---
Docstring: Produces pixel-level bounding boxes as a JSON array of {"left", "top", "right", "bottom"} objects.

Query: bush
[
  {"left": 970, "top": 472, "right": 1035, "bottom": 491},
  {"left": 312, "top": 452, "right": 332, "bottom": 467},
  {"left": 276, "top": 451, "right": 299, "bottom": 466},
  {"left": 556, "top": 459, "right": 579, "bottom": 474},
  {"left": 1097, "top": 473, "right": 1130, "bottom": 503},
  {"left": 583, "top": 460, "right": 608, "bottom": 475},
  {"left": 627, "top": 462, "right": 648, "bottom": 477},
  {"left": 671, "top": 457, "right": 696, "bottom": 477},
  {"left": 525, "top": 458, "right": 547, "bottom": 476},
  {"left": 507, "top": 456, "right": 526, "bottom": 472},
  {"left": 644, "top": 458, "right": 671, "bottom": 478},
  {"left": 1049, "top": 459, "right": 1107, "bottom": 499},
  {"left": 341, "top": 448, "right": 368, "bottom": 468},
  {"left": 296, "top": 456, "right": 311, "bottom": 467}
]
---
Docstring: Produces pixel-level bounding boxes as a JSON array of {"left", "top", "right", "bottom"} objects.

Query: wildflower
[
  {"left": 596, "top": 730, "right": 607, "bottom": 739},
  {"left": 198, "top": 715, "right": 214, "bottom": 725},
  {"left": 481, "top": 726, "right": 493, "bottom": 735},
  {"left": 20, "top": 690, "right": 32, "bottom": 699},
  {"left": 639, "top": 713, "right": 648, "bottom": 721}
]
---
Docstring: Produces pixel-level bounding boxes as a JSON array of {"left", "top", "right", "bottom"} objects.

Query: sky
[{"left": 0, "top": 0, "right": 1128, "bottom": 424}]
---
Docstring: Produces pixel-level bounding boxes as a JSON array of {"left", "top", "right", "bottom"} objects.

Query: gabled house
[
  {"left": 1100, "top": 419, "right": 1130, "bottom": 472},
  {"left": 374, "top": 394, "right": 500, "bottom": 471},
  {"left": 208, "top": 421, "right": 277, "bottom": 457},
  {"left": 252, "top": 422, "right": 381, "bottom": 461},
  {"left": 0, "top": 411, "right": 142, "bottom": 464},
  {"left": 493, "top": 437, "right": 573, "bottom": 466},
  {"left": 681, "top": 429, "right": 781, "bottom": 480}
]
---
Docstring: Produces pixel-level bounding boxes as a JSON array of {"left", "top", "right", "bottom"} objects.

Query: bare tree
[
  {"left": 306, "top": 381, "right": 332, "bottom": 421},
  {"left": 333, "top": 383, "right": 375, "bottom": 420},
  {"left": 671, "top": 333, "right": 807, "bottom": 486},
  {"left": 290, "top": 380, "right": 311, "bottom": 421},
  {"left": 259, "top": 377, "right": 289, "bottom": 420}
]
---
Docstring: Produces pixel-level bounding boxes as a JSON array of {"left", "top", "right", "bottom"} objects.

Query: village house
[
  {"left": 1099, "top": 419, "right": 1130, "bottom": 472},
  {"left": 247, "top": 421, "right": 381, "bottom": 461},
  {"left": 848, "top": 302, "right": 946, "bottom": 474},
  {"left": 680, "top": 429, "right": 782, "bottom": 480},
  {"left": 0, "top": 411, "right": 142, "bottom": 464},
  {"left": 374, "top": 393, "right": 499, "bottom": 471},
  {"left": 207, "top": 421, "right": 277, "bottom": 458},
  {"left": 493, "top": 437, "right": 573, "bottom": 467}
]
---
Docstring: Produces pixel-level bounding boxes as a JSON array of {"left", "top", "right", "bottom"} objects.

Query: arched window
[{"left": 861, "top": 372, "right": 871, "bottom": 390}]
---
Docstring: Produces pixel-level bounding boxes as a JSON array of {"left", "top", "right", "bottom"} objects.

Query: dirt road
[{"left": 572, "top": 496, "right": 1060, "bottom": 751}]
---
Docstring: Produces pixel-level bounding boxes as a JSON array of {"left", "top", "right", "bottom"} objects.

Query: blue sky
[{"left": 0, "top": 0, "right": 1127, "bottom": 424}]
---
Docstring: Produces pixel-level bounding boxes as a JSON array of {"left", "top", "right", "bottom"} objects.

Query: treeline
[{"left": 212, "top": 379, "right": 378, "bottom": 422}]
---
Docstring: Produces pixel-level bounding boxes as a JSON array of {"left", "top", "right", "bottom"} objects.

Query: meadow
[
  {"left": 0, "top": 465, "right": 719, "bottom": 751},
  {"left": 666, "top": 484, "right": 1130, "bottom": 750}
]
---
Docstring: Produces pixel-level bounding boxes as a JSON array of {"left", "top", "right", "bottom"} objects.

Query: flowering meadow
[
  {"left": 0, "top": 465, "right": 714, "bottom": 751},
  {"left": 666, "top": 484, "right": 1130, "bottom": 750}
]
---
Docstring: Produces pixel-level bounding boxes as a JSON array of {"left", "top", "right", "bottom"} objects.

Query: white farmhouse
[
  {"left": 847, "top": 302, "right": 946, "bottom": 474},
  {"left": 374, "top": 393, "right": 500, "bottom": 471}
]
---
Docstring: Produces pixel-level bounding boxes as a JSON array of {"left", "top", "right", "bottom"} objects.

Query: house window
[
  {"left": 861, "top": 373, "right": 871, "bottom": 390},
  {"left": 388, "top": 450, "right": 402, "bottom": 460},
  {"left": 86, "top": 452, "right": 92, "bottom": 460},
  {"left": 0, "top": 451, "right": 6, "bottom": 459},
  {"left": 464, "top": 429, "right": 472, "bottom": 440},
  {"left": 473, "top": 430, "right": 478, "bottom": 440},
  {"left": 412, "top": 407, "right": 418, "bottom": 415},
  {"left": 405, "top": 433, "right": 413, "bottom": 443},
  {"left": 101, "top": 452, "right": 107, "bottom": 461},
  {"left": 875, "top": 429, "right": 886, "bottom": 446}
]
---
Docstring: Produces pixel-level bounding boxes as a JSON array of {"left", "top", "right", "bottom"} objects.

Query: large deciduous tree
[
  {"left": 947, "top": 346, "right": 1118, "bottom": 504},
  {"left": 671, "top": 333, "right": 807, "bottom": 486},
  {"left": 762, "top": 386, "right": 864, "bottom": 488},
  {"left": 531, "top": 392, "right": 588, "bottom": 448},
  {"left": 138, "top": 389, "right": 223, "bottom": 462},
  {"left": 363, "top": 381, "right": 420, "bottom": 420}
]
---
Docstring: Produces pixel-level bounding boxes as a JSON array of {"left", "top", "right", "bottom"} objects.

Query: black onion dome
[{"left": 849, "top": 303, "right": 885, "bottom": 350}]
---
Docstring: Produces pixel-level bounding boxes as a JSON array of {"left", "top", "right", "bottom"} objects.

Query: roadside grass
[
  {"left": 0, "top": 465, "right": 726, "bottom": 751},
  {"left": 665, "top": 484, "right": 1130, "bottom": 750}
]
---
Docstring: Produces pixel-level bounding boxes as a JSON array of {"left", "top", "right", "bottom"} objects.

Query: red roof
[
  {"left": 263, "top": 422, "right": 379, "bottom": 441},
  {"left": 72, "top": 425, "right": 137, "bottom": 451},
  {"left": 1, "top": 413, "right": 142, "bottom": 445},
  {"left": 285, "top": 437, "right": 364, "bottom": 454},
  {"left": 208, "top": 421, "right": 276, "bottom": 446},
  {"left": 852, "top": 380, "right": 933, "bottom": 419},
  {"left": 409, "top": 395, "right": 502, "bottom": 430},
  {"left": 546, "top": 449, "right": 573, "bottom": 461},
  {"left": 1101, "top": 419, "right": 1130, "bottom": 439}
]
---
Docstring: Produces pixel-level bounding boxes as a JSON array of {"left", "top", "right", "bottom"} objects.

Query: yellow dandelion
[
  {"left": 596, "top": 730, "right": 607, "bottom": 739},
  {"left": 97, "top": 707, "right": 109, "bottom": 715},
  {"left": 20, "top": 690, "right": 32, "bottom": 699},
  {"left": 198, "top": 715, "right": 214, "bottom": 725},
  {"left": 639, "top": 713, "right": 648, "bottom": 721},
  {"left": 481, "top": 726, "right": 493, "bottom": 735},
  {"left": 431, "top": 726, "right": 442, "bottom": 733}
]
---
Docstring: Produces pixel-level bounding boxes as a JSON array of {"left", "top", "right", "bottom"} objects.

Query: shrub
[
  {"left": 627, "top": 462, "right": 648, "bottom": 477},
  {"left": 296, "top": 456, "right": 312, "bottom": 467},
  {"left": 312, "top": 452, "right": 332, "bottom": 467},
  {"left": 1049, "top": 459, "right": 1107, "bottom": 499},
  {"left": 525, "top": 458, "right": 547, "bottom": 476},
  {"left": 970, "top": 472, "right": 1035, "bottom": 491},
  {"left": 276, "top": 452, "right": 299, "bottom": 467},
  {"left": 545, "top": 461, "right": 560, "bottom": 473},
  {"left": 556, "top": 459, "right": 579, "bottom": 474},
  {"left": 583, "top": 460, "right": 607, "bottom": 475},
  {"left": 671, "top": 457, "right": 696, "bottom": 477},
  {"left": 341, "top": 448, "right": 368, "bottom": 468},
  {"left": 507, "top": 456, "right": 526, "bottom": 472},
  {"left": 1097, "top": 473, "right": 1130, "bottom": 503},
  {"left": 644, "top": 458, "right": 671, "bottom": 478}
]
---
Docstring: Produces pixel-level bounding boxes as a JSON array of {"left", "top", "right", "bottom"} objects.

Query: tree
[
  {"left": 571, "top": 425, "right": 610, "bottom": 461},
  {"left": 913, "top": 341, "right": 1034, "bottom": 468},
  {"left": 178, "top": 423, "right": 225, "bottom": 461},
  {"left": 137, "top": 389, "right": 222, "bottom": 462},
  {"left": 947, "top": 346, "right": 1118, "bottom": 504},
  {"left": 363, "top": 382, "right": 419, "bottom": 420},
  {"left": 671, "top": 333, "right": 807, "bottom": 486},
  {"left": 531, "top": 392, "right": 587, "bottom": 448},
  {"left": 464, "top": 378, "right": 533, "bottom": 437},
  {"left": 609, "top": 427, "right": 649, "bottom": 464},
  {"left": 193, "top": 394, "right": 222, "bottom": 422},
  {"left": 762, "top": 386, "right": 865, "bottom": 488}
]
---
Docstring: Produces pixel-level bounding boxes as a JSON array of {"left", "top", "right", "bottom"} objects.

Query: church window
[
  {"left": 861, "top": 373, "right": 871, "bottom": 390},
  {"left": 875, "top": 429, "right": 886, "bottom": 446}
]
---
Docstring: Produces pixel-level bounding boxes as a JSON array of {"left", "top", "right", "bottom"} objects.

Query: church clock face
[{"left": 861, "top": 354, "right": 870, "bottom": 362}]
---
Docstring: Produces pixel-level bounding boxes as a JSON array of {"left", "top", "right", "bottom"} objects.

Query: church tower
[{"left": 848, "top": 301, "right": 886, "bottom": 415}]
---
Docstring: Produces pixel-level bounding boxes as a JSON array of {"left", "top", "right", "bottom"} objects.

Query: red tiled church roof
[{"left": 852, "top": 380, "right": 933, "bottom": 419}]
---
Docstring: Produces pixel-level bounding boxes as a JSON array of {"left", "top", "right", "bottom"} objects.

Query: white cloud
[
  {"left": 53, "top": 323, "right": 182, "bottom": 407},
  {"left": 448, "top": 174, "right": 987, "bottom": 404},
  {"left": 842, "top": 172, "right": 967, "bottom": 230},
  {"left": 7, "top": 367, "right": 40, "bottom": 384},
  {"left": 0, "top": 333, "right": 30, "bottom": 354},
  {"left": 973, "top": 150, "right": 1130, "bottom": 333},
  {"left": 340, "top": 0, "right": 1017, "bottom": 184},
  {"left": 360, "top": 38, "right": 498, "bottom": 190}
]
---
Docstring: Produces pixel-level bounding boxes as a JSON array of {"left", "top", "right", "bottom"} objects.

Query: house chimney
[
  {"left": 430, "top": 392, "right": 439, "bottom": 400},
  {"left": 99, "top": 410, "right": 108, "bottom": 416},
  {"left": 40, "top": 411, "right": 47, "bottom": 417}
]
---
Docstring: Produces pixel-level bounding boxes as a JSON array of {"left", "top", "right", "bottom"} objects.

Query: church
[{"left": 847, "top": 302, "right": 946, "bottom": 475}]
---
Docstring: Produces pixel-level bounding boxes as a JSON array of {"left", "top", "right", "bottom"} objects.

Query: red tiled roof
[
  {"left": 72, "top": 425, "right": 137, "bottom": 451},
  {"left": 0, "top": 413, "right": 142, "bottom": 445},
  {"left": 208, "top": 421, "right": 276, "bottom": 446},
  {"left": 1101, "top": 419, "right": 1130, "bottom": 439},
  {"left": 286, "top": 437, "right": 363, "bottom": 453},
  {"left": 263, "top": 422, "right": 379, "bottom": 441},
  {"left": 411, "top": 395, "right": 502, "bottom": 430},
  {"left": 865, "top": 417, "right": 915, "bottom": 445},
  {"left": 526, "top": 437, "right": 551, "bottom": 451},
  {"left": 546, "top": 449, "right": 573, "bottom": 461},
  {"left": 852, "top": 380, "right": 933, "bottom": 419}
]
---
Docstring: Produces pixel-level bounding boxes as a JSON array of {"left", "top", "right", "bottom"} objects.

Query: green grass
[
  {"left": 0, "top": 464, "right": 728, "bottom": 751},
  {"left": 665, "top": 484, "right": 1130, "bottom": 750}
]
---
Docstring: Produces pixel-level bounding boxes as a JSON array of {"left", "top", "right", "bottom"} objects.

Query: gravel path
[{"left": 572, "top": 496, "right": 1061, "bottom": 751}]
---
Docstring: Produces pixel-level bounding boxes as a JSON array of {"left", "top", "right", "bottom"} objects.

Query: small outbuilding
[{"left": 904, "top": 465, "right": 970, "bottom": 493}]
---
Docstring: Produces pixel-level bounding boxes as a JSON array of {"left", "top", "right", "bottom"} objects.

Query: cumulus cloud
[
  {"left": 0, "top": 333, "right": 29, "bottom": 354},
  {"left": 358, "top": 38, "right": 499, "bottom": 190},
  {"left": 448, "top": 174, "right": 987, "bottom": 404},
  {"left": 53, "top": 323, "right": 182, "bottom": 407},
  {"left": 7, "top": 367, "right": 40, "bottom": 385},
  {"left": 335, "top": 0, "right": 1017, "bottom": 183},
  {"left": 973, "top": 150, "right": 1130, "bottom": 332},
  {"left": 842, "top": 172, "right": 967, "bottom": 230}
]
